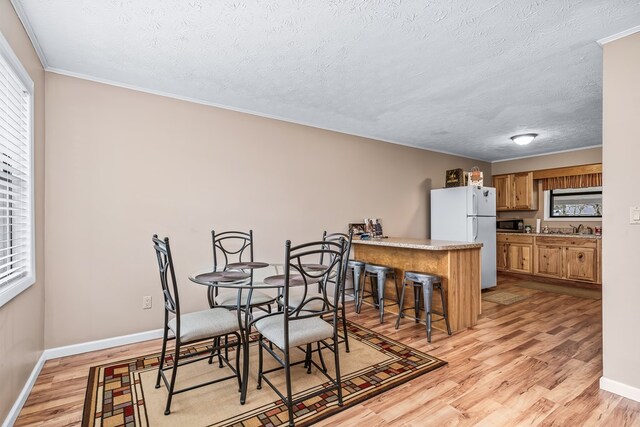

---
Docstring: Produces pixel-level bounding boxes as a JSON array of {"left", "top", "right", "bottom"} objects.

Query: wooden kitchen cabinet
[
  {"left": 532, "top": 236, "right": 599, "bottom": 284},
  {"left": 535, "top": 245, "right": 564, "bottom": 279},
  {"left": 493, "top": 172, "right": 537, "bottom": 211},
  {"left": 496, "top": 234, "right": 534, "bottom": 274},
  {"left": 565, "top": 247, "right": 597, "bottom": 282},
  {"left": 494, "top": 175, "right": 512, "bottom": 211}
]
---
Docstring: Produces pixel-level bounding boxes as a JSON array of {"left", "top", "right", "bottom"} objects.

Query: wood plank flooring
[{"left": 14, "top": 276, "right": 640, "bottom": 426}]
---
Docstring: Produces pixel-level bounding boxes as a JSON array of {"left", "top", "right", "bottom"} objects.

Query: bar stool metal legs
[
  {"left": 360, "top": 264, "right": 400, "bottom": 324},
  {"left": 396, "top": 271, "right": 452, "bottom": 342},
  {"left": 348, "top": 260, "right": 365, "bottom": 313}
]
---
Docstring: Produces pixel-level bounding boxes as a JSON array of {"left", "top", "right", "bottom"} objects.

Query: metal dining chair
[
  {"left": 278, "top": 231, "right": 353, "bottom": 352},
  {"left": 152, "top": 235, "right": 242, "bottom": 415},
  {"left": 254, "top": 238, "right": 347, "bottom": 427},
  {"left": 209, "top": 229, "right": 276, "bottom": 312}
]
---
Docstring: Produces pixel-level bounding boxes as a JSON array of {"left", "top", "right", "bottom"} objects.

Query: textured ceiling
[{"left": 12, "top": 0, "right": 640, "bottom": 161}]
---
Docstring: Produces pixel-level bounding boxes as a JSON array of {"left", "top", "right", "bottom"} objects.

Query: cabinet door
[
  {"left": 494, "top": 175, "right": 512, "bottom": 211},
  {"left": 507, "top": 243, "right": 533, "bottom": 274},
  {"left": 497, "top": 242, "right": 509, "bottom": 271},
  {"left": 535, "top": 245, "right": 564, "bottom": 278},
  {"left": 512, "top": 172, "right": 534, "bottom": 210},
  {"left": 565, "top": 247, "right": 597, "bottom": 282}
]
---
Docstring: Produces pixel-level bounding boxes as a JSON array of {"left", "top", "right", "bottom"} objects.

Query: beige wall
[
  {"left": 602, "top": 33, "right": 640, "bottom": 393},
  {"left": 0, "top": 0, "right": 46, "bottom": 422},
  {"left": 491, "top": 149, "right": 603, "bottom": 231},
  {"left": 44, "top": 72, "right": 490, "bottom": 347}
]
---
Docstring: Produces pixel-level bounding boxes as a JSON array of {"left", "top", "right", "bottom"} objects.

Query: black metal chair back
[
  {"left": 282, "top": 238, "right": 346, "bottom": 321},
  {"left": 211, "top": 229, "right": 254, "bottom": 271},
  {"left": 321, "top": 230, "right": 353, "bottom": 283},
  {"left": 153, "top": 235, "right": 180, "bottom": 319}
]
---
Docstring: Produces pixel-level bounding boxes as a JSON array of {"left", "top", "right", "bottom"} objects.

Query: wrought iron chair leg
[
  {"left": 305, "top": 343, "right": 313, "bottom": 373},
  {"left": 217, "top": 337, "right": 224, "bottom": 368},
  {"left": 235, "top": 333, "right": 242, "bottom": 392},
  {"left": 341, "top": 301, "right": 350, "bottom": 353},
  {"left": 317, "top": 341, "right": 328, "bottom": 372},
  {"left": 257, "top": 336, "right": 264, "bottom": 390},
  {"left": 284, "top": 347, "right": 294, "bottom": 427},
  {"left": 155, "top": 326, "right": 169, "bottom": 389},
  {"left": 333, "top": 333, "right": 344, "bottom": 406},
  {"left": 164, "top": 341, "right": 181, "bottom": 415}
]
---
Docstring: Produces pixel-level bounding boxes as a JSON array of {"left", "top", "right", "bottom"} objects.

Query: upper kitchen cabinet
[{"left": 493, "top": 172, "right": 537, "bottom": 211}]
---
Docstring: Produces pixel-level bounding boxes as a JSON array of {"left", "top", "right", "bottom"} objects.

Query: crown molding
[
  {"left": 597, "top": 25, "right": 640, "bottom": 46},
  {"left": 9, "top": 0, "right": 48, "bottom": 68}
]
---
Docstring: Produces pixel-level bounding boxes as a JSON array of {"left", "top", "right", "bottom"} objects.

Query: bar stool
[
  {"left": 347, "top": 260, "right": 365, "bottom": 312},
  {"left": 358, "top": 263, "right": 400, "bottom": 323},
  {"left": 395, "top": 271, "right": 452, "bottom": 343}
]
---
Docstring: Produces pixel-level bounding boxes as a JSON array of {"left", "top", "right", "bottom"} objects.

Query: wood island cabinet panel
[
  {"left": 565, "top": 247, "right": 597, "bottom": 282},
  {"left": 535, "top": 245, "right": 564, "bottom": 279}
]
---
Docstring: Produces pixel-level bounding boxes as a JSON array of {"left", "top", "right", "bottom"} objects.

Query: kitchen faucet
[{"left": 570, "top": 224, "right": 584, "bottom": 234}]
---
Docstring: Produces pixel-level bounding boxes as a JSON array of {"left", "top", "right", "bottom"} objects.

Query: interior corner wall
[
  {"left": 0, "top": 0, "right": 46, "bottom": 422},
  {"left": 601, "top": 32, "right": 640, "bottom": 397},
  {"left": 43, "top": 72, "right": 490, "bottom": 348}
]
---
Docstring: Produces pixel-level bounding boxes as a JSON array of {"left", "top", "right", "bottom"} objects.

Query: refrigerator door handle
[
  {"left": 473, "top": 216, "right": 479, "bottom": 241},
  {"left": 472, "top": 192, "right": 477, "bottom": 216}
]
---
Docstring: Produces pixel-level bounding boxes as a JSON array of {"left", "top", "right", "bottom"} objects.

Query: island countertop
[
  {"left": 353, "top": 236, "right": 482, "bottom": 333},
  {"left": 352, "top": 237, "right": 483, "bottom": 251}
]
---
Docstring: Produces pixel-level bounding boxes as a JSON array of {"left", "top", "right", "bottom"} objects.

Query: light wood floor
[{"left": 15, "top": 276, "right": 640, "bottom": 426}]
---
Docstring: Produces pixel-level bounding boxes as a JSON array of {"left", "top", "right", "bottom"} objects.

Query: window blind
[{"left": 0, "top": 48, "right": 32, "bottom": 291}]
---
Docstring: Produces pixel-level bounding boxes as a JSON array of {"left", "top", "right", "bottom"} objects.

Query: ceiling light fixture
[{"left": 511, "top": 133, "right": 538, "bottom": 145}]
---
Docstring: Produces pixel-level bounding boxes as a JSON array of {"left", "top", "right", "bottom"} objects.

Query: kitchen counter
[
  {"left": 352, "top": 237, "right": 483, "bottom": 250},
  {"left": 496, "top": 231, "right": 602, "bottom": 239},
  {"left": 353, "top": 237, "right": 481, "bottom": 333}
]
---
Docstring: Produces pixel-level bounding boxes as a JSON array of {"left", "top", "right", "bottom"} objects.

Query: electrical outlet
[{"left": 142, "top": 296, "right": 152, "bottom": 309}]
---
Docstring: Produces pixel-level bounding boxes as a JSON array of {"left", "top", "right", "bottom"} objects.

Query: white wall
[{"left": 601, "top": 31, "right": 640, "bottom": 401}]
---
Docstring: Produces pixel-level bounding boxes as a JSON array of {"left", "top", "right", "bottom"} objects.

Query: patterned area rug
[
  {"left": 82, "top": 322, "right": 446, "bottom": 426},
  {"left": 482, "top": 290, "right": 529, "bottom": 305}
]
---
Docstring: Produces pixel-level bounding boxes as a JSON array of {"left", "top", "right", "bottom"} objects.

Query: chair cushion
[
  {"left": 255, "top": 314, "right": 334, "bottom": 349},
  {"left": 214, "top": 289, "right": 275, "bottom": 307},
  {"left": 168, "top": 308, "right": 239, "bottom": 343}
]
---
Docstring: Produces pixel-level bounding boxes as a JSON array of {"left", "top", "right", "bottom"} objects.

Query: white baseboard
[
  {"left": 2, "top": 352, "right": 46, "bottom": 427},
  {"left": 3, "top": 328, "right": 163, "bottom": 427},
  {"left": 44, "top": 328, "right": 163, "bottom": 359},
  {"left": 600, "top": 376, "right": 640, "bottom": 403}
]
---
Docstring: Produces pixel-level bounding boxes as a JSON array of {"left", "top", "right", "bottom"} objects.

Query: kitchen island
[{"left": 352, "top": 237, "right": 482, "bottom": 333}]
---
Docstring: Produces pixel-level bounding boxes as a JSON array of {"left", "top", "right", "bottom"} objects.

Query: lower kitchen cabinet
[
  {"left": 498, "top": 234, "right": 601, "bottom": 285},
  {"left": 534, "top": 245, "right": 564, "bottom": 279},
  {"left": 496, "top": 234, "right": 534, "bottom": 274},
  {"left": 565, "top": 246, "right": 597, "bottom": 282}
]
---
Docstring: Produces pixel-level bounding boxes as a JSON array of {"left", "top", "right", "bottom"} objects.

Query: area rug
[
  {"left": 515, "top": 281, "right": 601, "bottom": 299},
  {"left": 82, "top": 322, "right": 446, "bottom": 427},
  {"left": 482, "top": 290, "right": 529, "bottom": 305}
]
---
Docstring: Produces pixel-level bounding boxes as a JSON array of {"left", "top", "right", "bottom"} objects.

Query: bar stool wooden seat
[
  {"left": 358, "top": 263, "right": 400, "bottom": 323},
  {"left": 347, "top": 260, "right": 365, "bottom": 312},
  {"left": 395, "top": 271, "right": 452, "bottom": 342}
]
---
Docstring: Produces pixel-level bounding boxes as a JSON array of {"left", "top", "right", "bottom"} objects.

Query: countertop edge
[
  {"left": 496, "top": 231, "right": 602, "bottom": 240},
  {"left": 352, "top": 238, "right": 482, "bottom": 251}
]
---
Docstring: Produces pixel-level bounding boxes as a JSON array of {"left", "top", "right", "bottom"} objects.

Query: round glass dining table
[{"left": 189, "top": 266, "right": 311, "bottom": 404}]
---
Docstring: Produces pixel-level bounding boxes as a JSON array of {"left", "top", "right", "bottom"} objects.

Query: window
[
  {"left": 0, "top": 32, "right": 35, "bottom": 308},
  {"left": 546, "top": 186, "right": 602, "bottom": 219}
]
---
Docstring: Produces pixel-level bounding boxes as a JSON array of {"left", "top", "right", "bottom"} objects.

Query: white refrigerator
[{"left": 430, "top": 186, "right": 497, "bottom": 289}]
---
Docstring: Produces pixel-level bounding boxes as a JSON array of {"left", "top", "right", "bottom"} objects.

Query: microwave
[{"left": 496, "top": 219, "right": 524, "bottom": 232}]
